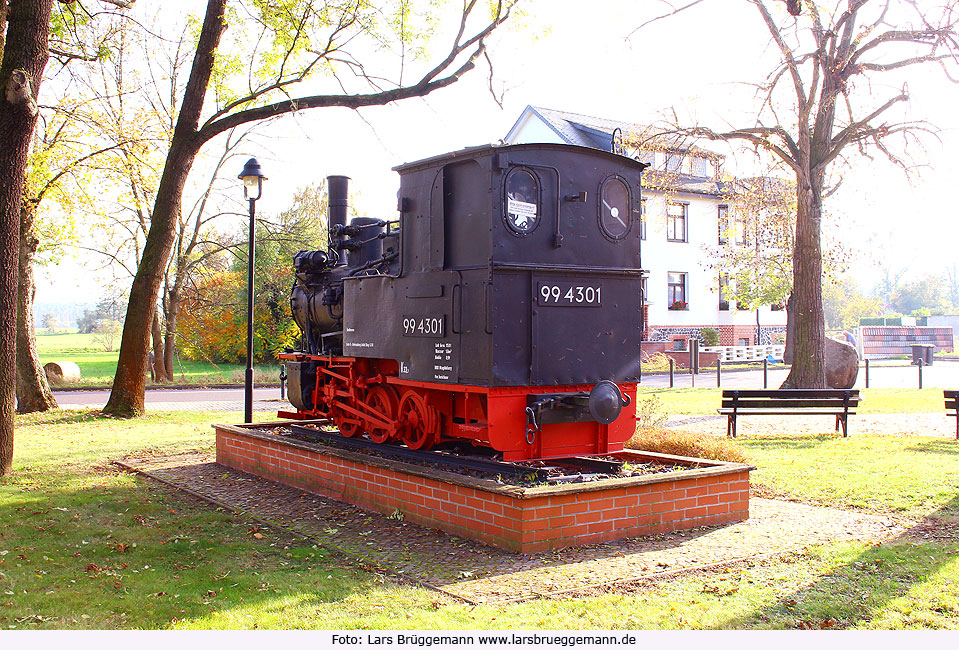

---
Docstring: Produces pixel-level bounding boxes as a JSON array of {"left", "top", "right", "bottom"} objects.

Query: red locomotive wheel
[
  {"left": 397, "top": 390, "right": 439, "bottom": 450},
  {"left": 331, "top": 404, "right": 362, "bottom": 438},
  {"left": 365, "top": 385, "right": 399, "bottom": 444}
]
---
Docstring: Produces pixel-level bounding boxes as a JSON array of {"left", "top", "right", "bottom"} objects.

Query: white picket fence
[{"left": 702, "top": 345, "right": 785, "bottom": 363}]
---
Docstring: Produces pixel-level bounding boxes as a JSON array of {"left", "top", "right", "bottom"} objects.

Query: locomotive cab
[{"left": 281, "top": 143, "right": 648, "bottom": 461}]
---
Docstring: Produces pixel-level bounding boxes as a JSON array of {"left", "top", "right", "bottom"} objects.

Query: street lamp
[{"left": 238, "top": 158, "right": 266, "bottom": 423}]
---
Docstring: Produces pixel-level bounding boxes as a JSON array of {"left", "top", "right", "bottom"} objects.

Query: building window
[
  {"left": 665, "top": 154, "right": 682, "bottom": 173},
  {"left": 735, "top": 214, "right": 748, "bottom": 245},
  {"left": 640, "top": 198, "right": 647, "bottom": 240},
  {"left": 690, "top": 156, "right": 707, "bottom": 177},
  {"left": 717, "top": 204, "right": 729, "bottom": 244},
  {"left": 641, "top": 276, "right": 648, "bottom": 304},
  {"left": 719, "top": 274, "right": 730, "bottom": 311},
  {"left": 668, "top": 272, "right": 687, "bottom": 309},
  {"left": 667, "top": 202, "right": 687, "bottom": 242}
]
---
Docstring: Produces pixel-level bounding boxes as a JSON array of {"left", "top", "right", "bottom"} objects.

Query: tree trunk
[
  {"left": 780, "top": 174, "right": 826, "bottom": 388},
  {"left": 150, "top": 310, "right": 166, "bottom": 382},
  {"left": 0, "top": 0, "right": 53, "bottom": 475},
  {"left": 782, "top": 292, "right": 795, "bottom": 365},
  {"left": 16, "top": 201, "right": 57, "bottom": 412},
  {"left": 163, "top": 287, "right": 180, "bottom": 380},
  {"left": 102, "top": 0, "right": 226, "bottom": 417}
]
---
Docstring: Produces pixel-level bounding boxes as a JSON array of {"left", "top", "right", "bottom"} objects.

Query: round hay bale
[{"left": 43, "top": 360, "right": 82, "bottom": 384}]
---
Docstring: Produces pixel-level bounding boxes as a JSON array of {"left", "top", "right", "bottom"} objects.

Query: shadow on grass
[
  {"left": 736, "top": 434, "right": 838, "bottom": 452},
  {"left": 905, "top": 439, "right": 959, "bottom": 456},
  {"left": 15, "top": 409, "right": 108, "bottom": 427},
  {"left": 0, "top": 473, "right": 376, "bottom": 629},
  {"left": 716, "top": 494, "right": 959, "bottom": 629}
]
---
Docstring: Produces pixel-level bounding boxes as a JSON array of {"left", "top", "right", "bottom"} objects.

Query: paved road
[
  {"left": 51, "top": 359, "right": 959, "bottom": 412},
  {"left": 640, "top": 358, "right": 959, "bottom": 389},
  {"left": 53, "top": 386, "right": 294, "bottom": 413}
]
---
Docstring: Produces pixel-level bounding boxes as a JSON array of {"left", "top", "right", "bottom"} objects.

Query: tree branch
[{"left": 196, "top": 0, "right": 513, "bottom": 143}]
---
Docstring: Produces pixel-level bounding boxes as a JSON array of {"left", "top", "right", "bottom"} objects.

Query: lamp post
[{"left": 238, "top": 158, "right": 266, "bottom": 423}]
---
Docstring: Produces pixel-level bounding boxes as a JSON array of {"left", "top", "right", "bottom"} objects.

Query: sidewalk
[
  {"left": 52, "top": 386, "right": 293, "bottom": 413},
  {"left": 663, "top": 412, "right": 958, "bottom": 439},
  {"left": 643, "top": 358, "right": 959, "bottom": 390}
]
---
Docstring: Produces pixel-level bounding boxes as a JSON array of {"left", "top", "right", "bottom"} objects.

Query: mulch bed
[{"left": 115, "top": 448, "right": 912, "bottom": 604}]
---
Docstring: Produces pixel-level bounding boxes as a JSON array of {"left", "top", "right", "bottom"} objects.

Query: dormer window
[{"left": 690, "top": 156, "right": 707, "bottom": 177}]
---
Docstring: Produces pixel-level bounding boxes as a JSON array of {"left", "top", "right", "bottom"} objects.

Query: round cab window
[
  {"left": 504, "top": 169, "right": 540, "bottom": 235},
  {"left": 599, "top": 177, "right": 631, "bottom": 240}
]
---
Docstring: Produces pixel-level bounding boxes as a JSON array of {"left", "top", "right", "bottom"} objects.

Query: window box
[{"left": 669, "top": 300, "right": 688, "bottom": 311}]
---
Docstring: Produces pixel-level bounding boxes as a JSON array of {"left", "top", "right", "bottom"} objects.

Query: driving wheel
[
  {"left": 397, "top": 389, "right": 439, "bottom": 450},
  {"left": 365, "top": 385, "right": 399, "bottom": 444}
]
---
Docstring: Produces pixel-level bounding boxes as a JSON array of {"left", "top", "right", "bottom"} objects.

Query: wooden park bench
[
  {"left": 945, "top": 390, "right": 959, "bottom": 440},
  {"left": 719, "top": 389, "right": 861, "bottom": 438}
]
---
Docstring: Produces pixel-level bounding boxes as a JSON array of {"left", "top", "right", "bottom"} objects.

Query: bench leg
[
  {"left": 839, "top": 415, "right": 848, "bottom": 438},
  {"left": 727, "top": 414, "right": 737, "bottom": 438}
]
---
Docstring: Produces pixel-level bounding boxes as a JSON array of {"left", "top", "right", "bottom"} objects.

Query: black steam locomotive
[{"left": 278, "top": 143, "right": 648, "bottom": 460}]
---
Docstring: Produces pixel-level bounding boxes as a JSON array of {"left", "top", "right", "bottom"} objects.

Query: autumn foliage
[{"left": 177, "top": 265, "right": 300, "bottom": 365}]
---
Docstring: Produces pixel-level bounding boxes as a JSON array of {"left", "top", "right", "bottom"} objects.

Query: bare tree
[
  {"left": 103, "top": 0, "right": 519, "bottom": 416},
  {"left": 635, "top": 0, "right": 959, "bottom": 387}
]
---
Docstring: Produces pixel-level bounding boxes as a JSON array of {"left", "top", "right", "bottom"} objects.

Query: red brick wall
[
  {"left": 216, "top": 426, "right": 751, "bottom": 554},
  {"left": 718, "top": 325, "right": 759, "bottom": 346}
]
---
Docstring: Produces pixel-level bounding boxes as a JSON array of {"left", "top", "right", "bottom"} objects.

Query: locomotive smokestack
[{"left": 327, "top": 175, "right": 350, "bottom": 259}]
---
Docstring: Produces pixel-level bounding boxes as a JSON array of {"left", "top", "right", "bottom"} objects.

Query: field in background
[{"left": 36, "top": 330, "right": 282, "bottom": 387}]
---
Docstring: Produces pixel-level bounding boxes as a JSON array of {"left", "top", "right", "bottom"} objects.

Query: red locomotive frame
[{"left": 278, "top": 353, "right": 637, "bottom": 461}]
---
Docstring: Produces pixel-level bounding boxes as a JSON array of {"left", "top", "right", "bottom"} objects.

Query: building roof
[
  {"left": 506, "top": 106, "right": 722, "bottom": 158},
  {"left": 505, "top": 106, "right": 726, "bottom": 198}
]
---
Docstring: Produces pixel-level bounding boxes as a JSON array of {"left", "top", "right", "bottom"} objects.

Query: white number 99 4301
[
  {"left": 402, "top": 315, "right": 445, "bottom": 337},
  {"left": 538, "top": 283, "right": 602, "bottom": 306}
]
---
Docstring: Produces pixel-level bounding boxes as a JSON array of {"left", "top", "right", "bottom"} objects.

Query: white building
[{"left": 505, "top": 106, "right": 787, "bottom": 349}]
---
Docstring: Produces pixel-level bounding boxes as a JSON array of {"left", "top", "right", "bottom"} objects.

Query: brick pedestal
[{"left": 215, "top": 422, "right": 753, "bottom": 553}]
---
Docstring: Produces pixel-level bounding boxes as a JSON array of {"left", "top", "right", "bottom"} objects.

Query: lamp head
[{"left": 238, "top": 158, "right": 267, "bottom": 200}]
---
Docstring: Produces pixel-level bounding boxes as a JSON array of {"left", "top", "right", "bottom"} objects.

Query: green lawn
[
  {"left": 741, "top": 435, "right": 959, "bottom": 516},
  {"left": 36, "top": 331, "right": 281, "bottom": 387},
  {"left": 2, "top": 407, "right": 959, "bottom": 629}
]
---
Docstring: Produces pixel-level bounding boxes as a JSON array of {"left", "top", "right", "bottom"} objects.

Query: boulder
[{"left": 825, "top": 338, "right": 858, "bottom": 389}]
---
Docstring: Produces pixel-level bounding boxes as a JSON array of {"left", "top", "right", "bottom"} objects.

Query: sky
[{"left": 36, "top": 0, "right": 959, "bottom": 305}]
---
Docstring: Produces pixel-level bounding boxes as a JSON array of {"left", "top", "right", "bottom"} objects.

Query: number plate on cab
[
  {"left": 402, "top": 315, "right": 445, "bottom": 337},
  {"left": 538, "top": 283, "right": 603, "bottom": 307}
]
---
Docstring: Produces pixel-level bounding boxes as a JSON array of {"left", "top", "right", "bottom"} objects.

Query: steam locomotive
[{"left": 278, "top": 143, "right": 648, "bottom": 461}]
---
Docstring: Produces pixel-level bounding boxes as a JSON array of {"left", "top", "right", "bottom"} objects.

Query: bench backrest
[
  {"left": 945, "top": 390, "right": 959, "bottom": 412},
  {"left": 721, "top": 389, "right": 860, "bottom": 410}
]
